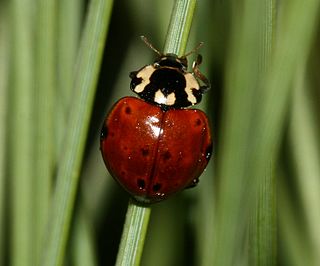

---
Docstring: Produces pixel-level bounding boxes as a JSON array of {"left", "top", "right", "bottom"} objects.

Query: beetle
[{"left": 100, "top": 36, "right": 212, "bottom": 203}]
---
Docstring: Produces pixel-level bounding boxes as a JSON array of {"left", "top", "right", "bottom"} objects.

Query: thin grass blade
[
  {"left": 289, "top": 65, "right": 320, "bottom": 264},
  {"left": 0, "top": 2, "right": 9, "bottom": 265},
  {"left": 41, "top": 0, "right": 114, "bottom": 265},
  {"left": 55, "top": 0, "right": 82, "bottom": 157},
  {"left": 213, "top": 0, "right": 320, "bottom": 265},
  {"left": 34, "top": 0, "right": 56, "bottom": 262},
  {"left": 8, "top": 0, "right": 35, "bottom": 265}
]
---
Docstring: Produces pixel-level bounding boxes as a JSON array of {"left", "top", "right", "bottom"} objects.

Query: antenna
[
  {"left": 141, "top": 36, "right": 204, "bottom": 59},
  {"left": 140, "top": 36, "right": 162, "bottom": 56},
  {"left": 183, "top": 42, "right": 204, "bottom": 57}
]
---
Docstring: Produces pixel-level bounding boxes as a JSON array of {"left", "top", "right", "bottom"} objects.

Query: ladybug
[{"left": 100, "top": 36, "right": 212, "bottom": 203}]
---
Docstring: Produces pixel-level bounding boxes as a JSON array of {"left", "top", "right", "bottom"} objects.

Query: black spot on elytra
[
  {"left": 121, "top": 170, "right": 126, "bottom": 177},
  {"left": 100, "top": 124, "right": 108, "bottom": 140},
  {"left": 137, "top": 179, "right": 145, "bottom": 190},
  {"left": 125, "top": 106, "right": 132, "bottom": 114},
  {"left": 141, "top": 148, "right": 149, "bottom": 157},
  {"left": 205, "top": 143, "right": 213, "bottom": 161},
  {"left": 153, "top": 183, "right": 161, "bottom": 192},
  {"left": 162, "top": 151, "right": 171, "bottom": 161},
  {"left": 195, "top": 118, "right": 202, "bottom": 126}
]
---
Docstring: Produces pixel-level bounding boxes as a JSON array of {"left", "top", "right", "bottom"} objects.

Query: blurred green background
[{"left": 1, "top": 0, "right": 320, "bottom": 265}]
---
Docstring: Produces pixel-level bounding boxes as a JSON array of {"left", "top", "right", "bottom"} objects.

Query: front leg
[{"left": 192, "top": 54, "right": 211, "bottom": 93}]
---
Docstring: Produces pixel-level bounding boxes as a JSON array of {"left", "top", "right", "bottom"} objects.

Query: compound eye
[{"left": 179, "top": 57, "right": 188, "bottom": 69}]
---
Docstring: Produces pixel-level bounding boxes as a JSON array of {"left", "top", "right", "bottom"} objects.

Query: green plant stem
[
  {"left": 9, "top": 0, "right": 35, "bottom": 265},
  {"left": 278, "top": 171, "right": 313, "bottom": 266},
  {"left": 116, "top": 201, "right": 151, "bottom": 266},
  {"left": 290, "top": 65, "right": 320, "bottom": 264},
  {"left": 71, "top": 208, "right": 97, "bottom": 266},
  {"left": 163, "top": 0, "right": 197, "bottom": 55},
  {"left": 213, "top": 0, "right": 319, "bottom": 265},
  {"left": 56, "top": 0, "right": 82, "bottom": 158},
  {"left": 115, "top": 0, "right": 197, "bottom": 265},
  {"left": 249, "top": 1, "right": 277, "bottom": 265},
  {"left": 34, "top": 0, "right": 56, "bottom": 262},
  {"left": 0, "top": 2, "right": 9, "bottom": 265},
  {"left": 41, "top": 0, "right": 114, "bottom": 265},
  {"left": 213, "top": 1, "right": 277, "bottom": 263},
  {"left": 253, "top": 3, "right": 320, "bottom": 263},
  {"left": 249, "top": 166, "right": 277, "bottom": 266}
]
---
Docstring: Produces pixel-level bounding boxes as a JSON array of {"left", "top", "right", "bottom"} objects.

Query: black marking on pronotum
[
  {"left": 140, "top": 68, "right": 188, "bottom": 107},
  {"left": 156, "top": 54, "right": 187, "bottom": 70},
  {"left": 129, "top": 36, "right": 210, "bottom": 110},
  {"left": 129, "top": 71, "right": 142, "bottom": 90}
]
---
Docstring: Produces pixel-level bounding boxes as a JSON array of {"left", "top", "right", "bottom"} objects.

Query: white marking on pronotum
[
  {"left": 154, "top": 90, "right": 176, "bottom": 106},
  {"left": 134, "top": 65, "right": 155, "bottom": 93},
  {"left": 184, "top": 73, "right": 200, "bottom": 104}
]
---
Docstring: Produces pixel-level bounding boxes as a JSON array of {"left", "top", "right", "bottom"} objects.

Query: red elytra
[{"left": 100, "top": 96, "right": 212, "bottom": 203}]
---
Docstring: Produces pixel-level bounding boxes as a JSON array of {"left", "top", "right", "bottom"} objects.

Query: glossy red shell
[{"left": 100, "top": 97, "right": 212, "bottom": 203}]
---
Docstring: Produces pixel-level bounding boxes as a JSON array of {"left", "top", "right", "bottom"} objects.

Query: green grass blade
[
  {"left": 251, "top": 7, "right": 320, "bottom": 264},
  {"left": 55, "top": 1, "right": 96, "bottom": 264},
  {"left": 71, "top": 208, "right": 98, "bottom": 266},
  {"left": 213, "top": 1, "right": 276, "bottom": 264},
  {"left": 289, "top": 65, "right": 320, "bottom": 264},
  {"left": 34, "top": 0, "right": 56, "bottom": 262},
  {"left": 115, "top": 1, "right": 198, "bottom": 265},
  {"left": 248, "top": 1, "right": 277, "bottom": 265},
  {"left": 116, "top": 201, "right": 151, "bottom": 266},
  {"left": 278, "top": 170, "right": 313, "bottom": 266},
  {"left": 163, "top": 0, "right": 197, "bottom": 55},
  {"left": 55, "top": 0, "right": 82, "bottom": 157},
  {"left": 0, "top": 2, "right": 9, "bottom": 265},
  {"left": 213, "top": 0, "right": 320, "bottom": 264},
  {"left": 249, "top": 167, "right": 277, "bottom": 266},
  {"left": 253, "top": 3, "right": 320, "bottom": 264},
  {"left": 8, "top": 0, "right": 35, "bottom": 265},
  {"left": 41, "top": 0, "right": 114, "bottom": 265}
]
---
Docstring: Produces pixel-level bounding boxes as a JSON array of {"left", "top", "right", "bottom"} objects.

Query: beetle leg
[{"left": 192, "top": 54, "right": 210, "bottom": 93}]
